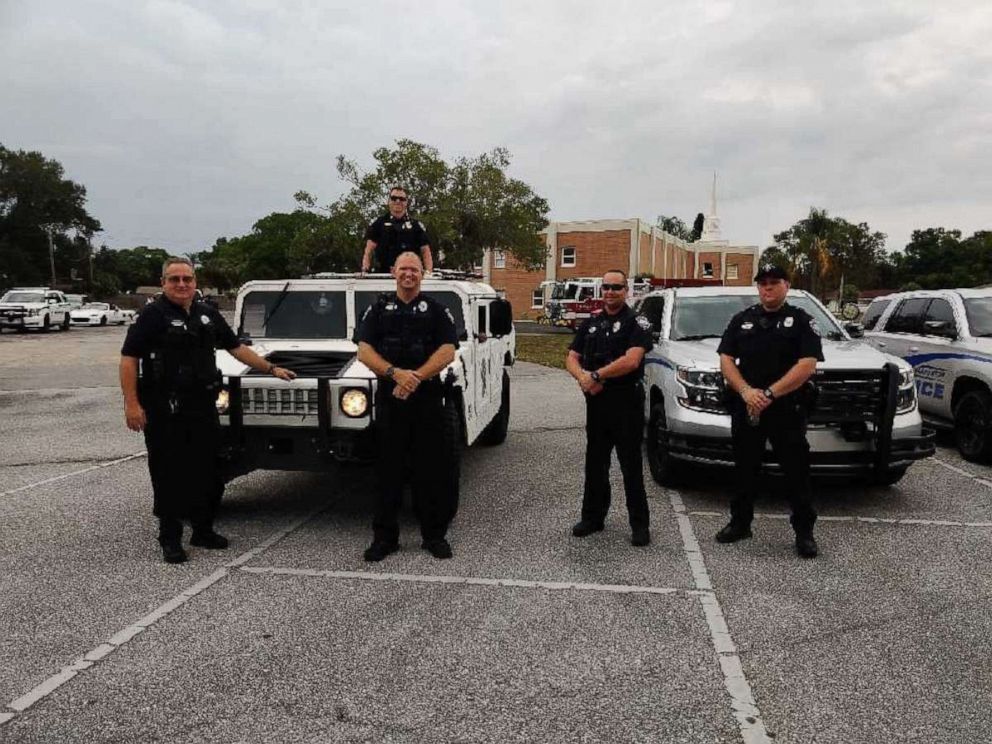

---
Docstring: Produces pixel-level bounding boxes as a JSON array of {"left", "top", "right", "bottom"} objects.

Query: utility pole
[
  {"left": 46, "top": 226, "right": 57, "bottom": 287},
  {"left": 87, "top": 234, "right": 94, "bottom": 288}
]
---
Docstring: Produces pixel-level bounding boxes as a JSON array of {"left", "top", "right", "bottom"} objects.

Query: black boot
[
  {"left": 572, "top": 520, "right": 605, "bottom": 537},
  {"left": 160, "top": 540, "right": 187, "bottom": 564},
  {"left": 715, "top": 521, "right": 752, "bottom": 543},
  {"left": 190, "top": 527, "right": 229, "bottom": 549},
  {"left": 795, "top": 533, "right": 818, "bottom": 558},
  {"left": 363, "top": 540, "right": 399, "bottom": 562}
]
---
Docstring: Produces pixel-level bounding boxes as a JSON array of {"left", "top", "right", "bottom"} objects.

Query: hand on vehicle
[
  {"left": 125, "top": 401, "right": 147, "bottom": 432},
  {"left": 271, "top": 366, "right": 296, "bottom": 381}
]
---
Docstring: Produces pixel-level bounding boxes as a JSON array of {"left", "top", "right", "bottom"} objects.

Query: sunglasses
[
  {"left": 165, "top": 275, "right": 195, "bottom": 284},
  {"left": 389, "top": 195, "right": 408, "bottom": 202},
  {"left": 601, "top": 283, "right": 626, "bottom": 291}
]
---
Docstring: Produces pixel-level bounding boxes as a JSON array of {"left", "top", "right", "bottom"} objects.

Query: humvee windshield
[
  {"left": 240, "top": 291, "right": 347, "bottom": 339},
  {"left": 671, "top": 294, "right": 843, "bottom": 341}
]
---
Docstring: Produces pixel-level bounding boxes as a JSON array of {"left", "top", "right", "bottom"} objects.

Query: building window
[
  {"left": 561, "top": 246, "right": 576, "bottom": 267},
  {"left": 531, "top": 288, "right": 544, "bottom": 308},
  {"left": 493, "top": 250, "right": 506, "bottom": 269},
  {"left": 726, "top": 264, "right": 738, "bottom": 280},
  {"left": 702, "top": 262, "right": 713, "bottom": 277}
]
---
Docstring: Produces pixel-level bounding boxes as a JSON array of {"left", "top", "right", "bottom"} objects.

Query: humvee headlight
[
  {"left": 215, "top": 389, "right": 230, "bottom": 414},
  {"left": 340, "top": 388, "right": 369, "bottom": 418}
]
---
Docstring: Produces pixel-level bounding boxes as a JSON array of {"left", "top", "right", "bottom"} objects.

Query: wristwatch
[
  {"left": 763, "top": 387, "right": 775, "bottom": 400},
  {"left": 590, "top": 370, "right": 602, "bottom": 383},
  {"left": 385, "top": 366, "right": 396, "bottom": 379}
]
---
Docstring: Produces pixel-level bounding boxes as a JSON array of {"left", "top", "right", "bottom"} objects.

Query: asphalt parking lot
[{"left": 1, "top": 325, "right": 990, "bottom": 743}]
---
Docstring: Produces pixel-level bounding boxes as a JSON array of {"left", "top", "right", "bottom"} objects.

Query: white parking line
[
  {"left": 240, "top": 565, "right": 696, "bottom": 596},
  {"left": 0, "top": 505, "right": 325, "bottom": 726},
  {"left": 688, "top": 510, "right": 992, "bottom": 528},
  {"left": 0, "top": 452, "right": 148, "bottom": 498},
  {"left": 932, "top": 457, "right": 992, "bottom": 489},
  {"left": 669, "top": 491, "right": 771, "bottom": 744}
]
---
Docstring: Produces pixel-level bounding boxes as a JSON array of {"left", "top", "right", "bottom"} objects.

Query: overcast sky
[{"left": 2, "top": 1, "right": 990, "bottom": 257}]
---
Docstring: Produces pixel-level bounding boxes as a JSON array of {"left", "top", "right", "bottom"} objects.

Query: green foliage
[
  {"left": 0, "top": 145, "right": 101, "bottom": 289},
  {"left": 887, "top": 228, "right": 992, "bottom": 289},
  {"left": 770, "top": 208, "right": 887, "bottom": 297},
  {"left": 332, "top": 140, "right": 549, "bottom": 270},
  {"left": 691, "top": 213, "right": 704, "bottom": 241},
  {"left": 656, "top": 214, "right": 694, "bottom": 242}
]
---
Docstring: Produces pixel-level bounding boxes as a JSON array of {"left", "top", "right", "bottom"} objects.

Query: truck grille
[
  {"left": 809, "top": 369, "right": 884, "bottom": 424},
  {"left": 242, "top": 387, "right": 319, "bottom": 415}
]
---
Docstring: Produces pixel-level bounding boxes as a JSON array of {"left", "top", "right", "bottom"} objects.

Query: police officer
[
  {"left": 361, "top": 185, "right": 434, "bottom": 274},
  {"left": 120, "top": 257, "right": 295, "bottom": 564},
  {"left": 566, "top": 269, "right": 653, "bottom": 546},
  {"left": 715, "top": 264, "right": 823, "bottom": 558},
  {"left": 356, "top": 251, "right": 458, "bottom": 562}
]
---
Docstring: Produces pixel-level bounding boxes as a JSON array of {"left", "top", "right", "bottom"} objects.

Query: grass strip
[{"left": 514, "top": 333, "right": 573, "bottom": 370}]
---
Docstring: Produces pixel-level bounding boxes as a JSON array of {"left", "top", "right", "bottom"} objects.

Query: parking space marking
[
  {"left": 670, "top": 490, "right": 771, "bottom": 744},
  {"left": 0, "top": 505, "right": 326, "bottom": 727},
  {"left": 688, "top": 510, "right": 992, "bottom": 529},
  {"left": 933, "top": 457, "right": 992, "bottom": 489},
  {"left": 240, "top": 565, "right": 697, "bottom": 596},
  {"left": 0, "top": 452, "right": 147, "bottom": 498}
]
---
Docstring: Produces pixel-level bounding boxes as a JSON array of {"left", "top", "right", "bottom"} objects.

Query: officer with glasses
[
  {"left": 565, "top": 269, "right": 654, "bottom": 546},
  {"left": 120, "top": 257, "right": 295, "bottom": 564},
  {"left": 361, "top": 185, "right": 434, "bottom": 274}
]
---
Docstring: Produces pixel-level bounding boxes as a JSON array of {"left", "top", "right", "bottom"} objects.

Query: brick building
[{"left": 482, "top": 218, "right": 759, "bottom": 320}]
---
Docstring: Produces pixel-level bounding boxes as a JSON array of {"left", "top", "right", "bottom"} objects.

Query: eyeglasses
[
  {"left": 601, "top": 283, "right": 626, "bottom": 291},
  {"left": 389, "top": 195, "right": 407, "bottom": 202},
  {"left": 165, "top": 275, "right": 195, "bottom": 284}
]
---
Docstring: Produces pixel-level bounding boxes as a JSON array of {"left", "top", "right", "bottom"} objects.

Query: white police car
[
  {"left": 213, "top": 273, "right": 515, "bottom": 479},
  {"left": 863, "top": 288, "right": 992, "bottom": 462},
  {"left": 637, "top": 286, "right": 934, "bottom": 486}
]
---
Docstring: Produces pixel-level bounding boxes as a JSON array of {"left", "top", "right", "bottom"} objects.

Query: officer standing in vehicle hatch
[
  {"left": 565, "top": 269, "right": 654, "bottom": 547},
  {"left": 120, "top": 257, "right": 295, "bottom": 564},
  {"left": 715, "top": 263, "right": 823, "bottom": 558},
  {"left": 361, "top": 185, "right": 434, "bottom": 274}
]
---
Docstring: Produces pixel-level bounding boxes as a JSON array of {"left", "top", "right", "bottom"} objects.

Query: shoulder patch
[{"left": 636, "top": 315, "right": 652, "bottom": 330}]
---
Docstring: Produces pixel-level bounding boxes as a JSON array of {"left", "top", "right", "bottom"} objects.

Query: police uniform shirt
[
  {"left": 122, "top": 296, "right": 239, "bottom": 403},
  {"left": 569, "top": 305, "right": 654, "bottom": 387},
  {"left": 356, "top": 293, "right": 458, "bottom": 382},
  {"left": 717, "top": 302, "right": 824, "bottom": 392},
  {"left": 364, "top": 213, "right": 430, "bottom": 270}
]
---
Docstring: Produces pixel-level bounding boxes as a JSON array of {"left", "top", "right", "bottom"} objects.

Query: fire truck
[{"left": 538, "top": 276, "right": 722, "bottom": 330}]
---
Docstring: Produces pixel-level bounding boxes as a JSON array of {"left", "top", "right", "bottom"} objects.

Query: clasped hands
[
  {"left": 391, "top": 368, "right": 422, "bottom": 400},
  {"left": 741, "top": 386, "right": 772, "bottom": 418},
  {"left": 577, "top": 371, "right": 604, "bottom": 397}
]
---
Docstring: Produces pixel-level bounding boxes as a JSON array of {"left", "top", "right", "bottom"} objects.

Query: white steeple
[{"left": 700, "top": 171, "right": 722, "bottom": 243}]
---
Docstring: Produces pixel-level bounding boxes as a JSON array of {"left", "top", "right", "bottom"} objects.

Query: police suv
[
  {"left": 863, "top": 288, "right": 992, "bottom": 462},
  {"left": 214, "top": 273, "right": 514, "bottom": 478},
  {"left": 637, "top": 286, "right": 935, "bottom": 486},
  {"left": 0, "top": 288, "right": 72, "bottom": 332}
]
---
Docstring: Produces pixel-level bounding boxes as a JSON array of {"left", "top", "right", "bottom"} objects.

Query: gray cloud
[{"left": 1, "top": 0, "right": 989, "bottom": 255}]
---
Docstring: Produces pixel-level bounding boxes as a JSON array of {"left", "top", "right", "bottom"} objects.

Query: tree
[
  {"left": 656, "top": 214, "right": 694, "bottom": 242},
  {"left": 692, "top": 213, "right": 704, "bottom": 242},
  {"left": 885, "top": 227, "right": 991, "bottom": 289},
  {"left": 0, "top": 145, "right": 101, "bottom": 289},
  {"left": 330, "top": 140, "right": 549, "bottom": 270}
]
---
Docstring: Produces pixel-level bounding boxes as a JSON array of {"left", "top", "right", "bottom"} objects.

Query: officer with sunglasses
[
  {"left": 361, "top": 185, "right": 434, "bottom": 274},
  {"left": 120, "top": 257, "right": 295, "bottom": 564},
  {"left": 565, "top": 269, "right": 654, "bottom": 546}
]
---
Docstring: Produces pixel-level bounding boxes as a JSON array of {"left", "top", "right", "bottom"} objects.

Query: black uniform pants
[
  {"left": 730, "top": 400, "right": 817, "bottom": 534},
  {"left": 373, "top": 384, "right": 455, "bottom": 544},
  {"left": 581, "top": 384, "right": 650, "bottom": 530},
  {"left": 143, "top": 406, "right": 223, "bottom": 542}
]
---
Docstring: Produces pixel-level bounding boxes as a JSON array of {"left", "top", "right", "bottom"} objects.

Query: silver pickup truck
[
  {"left": 214, "top": 274, "right": 515, "bottom": 480},
  {"left": 636, "top": 286, "right": 935, "bottom": 486}
]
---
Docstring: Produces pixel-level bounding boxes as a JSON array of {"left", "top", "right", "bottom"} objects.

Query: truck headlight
[
  {"left": 340, "top": 388, "right": 369, "bottom": 418},
  {"left": 676, "top": 366, "right": 727, "bottom": 413},
  {"left": 215, "top": 389, "right": 230, "bottom": 414},
  {"left": 27, "top": 309, "right": 38, "bottom": 316},
  {"left": 896, "top": 367, "right": 916, "bottom": 414}
]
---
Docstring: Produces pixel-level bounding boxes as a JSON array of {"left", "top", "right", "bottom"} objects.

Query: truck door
[
  {"left": 914, "top": 297, "right": 958, "bottom": 418},
  {"left": 873, "top": 297, "right": 928, "bottom": 360}
]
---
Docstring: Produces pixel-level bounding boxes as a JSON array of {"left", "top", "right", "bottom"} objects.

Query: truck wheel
[
  {"left": 954, "top": 389, "right": 992, "bottom": 463},
  {"left": 645, "top": 402, "right": 681, "bottom": 486},
  {"left": 41, "top": 314, "right": 50, "bottom": 332},
  {"left": 442, "top": 391, "right": 463, "bottom": 512},
  {"left": 60, "top": 313, "right": 71, "bottom": 331},
  {"left": 478, "top": 371, "right": 510, "bottom": 446},
  {"left": 100, "top": 315, "right": 107, "bottom": 326},
  {"left": 872, "top": 466, "right": 908, "bottom": 487}
]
